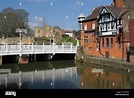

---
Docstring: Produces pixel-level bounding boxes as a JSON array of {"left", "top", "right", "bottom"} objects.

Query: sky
[{"left": 0, "top": 0, "right": 113, "bottom": 31}]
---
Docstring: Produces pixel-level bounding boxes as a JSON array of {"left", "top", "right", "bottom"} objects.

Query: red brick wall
[
  {"left": 130, "top": 55, "right": 134, "bottom": 63},
  {"left": 113, "top": 0, "right": 124, "bottom": 8},
  {"left": 129, "top": 19, "right": 134, "bottom": 46},
  {"left": 82, "top": 20, "right": 97, "bottom": 31}
]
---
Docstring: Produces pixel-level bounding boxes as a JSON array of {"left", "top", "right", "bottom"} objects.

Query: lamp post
[
  {"left": 4, "top": 15, "right": 6, "bottom": 44},
  {"left": 2, "top": 34, "right": 4, "bottom": 44}
]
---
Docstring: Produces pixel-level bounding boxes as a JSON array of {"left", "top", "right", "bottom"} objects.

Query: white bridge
[{"left": 0, "top": 44, "right": 77, "bottom": 56}]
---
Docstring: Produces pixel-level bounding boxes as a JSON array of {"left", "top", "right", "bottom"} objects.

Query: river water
[{"left": 0, "top": 60, "right": 134, "bottom": 89}]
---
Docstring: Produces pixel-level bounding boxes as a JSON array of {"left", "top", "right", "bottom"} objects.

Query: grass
[{"left": 57, "top": 35, "right": 77, "bottom": 46}]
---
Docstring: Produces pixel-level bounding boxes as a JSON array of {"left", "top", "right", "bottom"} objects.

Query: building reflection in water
[{"left": 75, "top": 61, "right": 134, "bottom": 89}]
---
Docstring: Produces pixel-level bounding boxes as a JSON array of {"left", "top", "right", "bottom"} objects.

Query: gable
[
  {"left": 101, "top": 7, "right": 109, "bottom": 14},
  {"left": 97, "top": 7, "right": 115, "bottom": 22}
]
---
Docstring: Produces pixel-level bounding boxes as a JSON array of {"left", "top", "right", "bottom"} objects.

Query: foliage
[
  {"left": 0, "top": 7, "right": 29, "bottom": 37},
  {"left": 57, "top": 35, "right": 77, "bottom": 46}
]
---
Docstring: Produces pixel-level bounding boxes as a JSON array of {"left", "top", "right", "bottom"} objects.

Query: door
[{"left": 105, "top": 52, "right": 109, "bottom": 58}]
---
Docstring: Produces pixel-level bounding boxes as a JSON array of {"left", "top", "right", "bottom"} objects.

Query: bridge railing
[{"left": 0, "top": 44, "right": 77, "bottom": 55}]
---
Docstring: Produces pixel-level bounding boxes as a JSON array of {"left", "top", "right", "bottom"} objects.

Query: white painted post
[
  {"left": 71, "top": 43, "right": 73, "bottom": 52},
  {"left": 53, "top": 43, "right": 55, "bottom": 53},
  {"left": 43, "top": 43, "right": 44, "bottom": 51},
  {"left": 62, "top": 43, "right": 64, "bottom": 52},
  {"left": 32, "top": 43, "right": 34, "bottom": 52},
  {"left": 19, "top": 33, "right": 21, "bottom": 54},
  {"left": 6, "top": 43, "right": 8, "bottom": 54}
]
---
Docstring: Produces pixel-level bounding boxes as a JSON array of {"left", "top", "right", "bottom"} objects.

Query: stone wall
[{"left": 75, "top": 48, "right": 134, "bottom": 71}]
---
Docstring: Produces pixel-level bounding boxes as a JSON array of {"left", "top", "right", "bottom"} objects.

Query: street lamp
[
  {"left": 4, "top": 15, "right": 6, "bottom": 40},
  {"left": 2, "top": 34, "right": 4, "bottom": 44}
]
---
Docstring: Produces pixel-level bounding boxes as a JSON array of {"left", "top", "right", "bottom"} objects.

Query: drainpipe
[
  {"left": 99, "top": 41, "right": 104, "bottom": 58},
  {"left": 121, "top": 27, "right": 124, "bottom": 61}
]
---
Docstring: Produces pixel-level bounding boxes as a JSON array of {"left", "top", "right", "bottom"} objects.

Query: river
[{"left": 0, "top": 60, "right": 134, "bottom": 89}]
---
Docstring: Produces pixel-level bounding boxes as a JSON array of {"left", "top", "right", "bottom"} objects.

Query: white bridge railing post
[
  {"left": 6, "top": 43, "right": 8, "bottom": 54},
  {"left": 32, "top": 43, "right": 34, "bottom": 53},
  {"left": 19, "top": 43, "right": 21, "bottom": 55},
  {"left": 43, "top": 43, "right": 44, "bottom": 51},
  {"left": 62, "top": 44, "right": 64, "bottom": 52},
  {"left": 71, "top": 43, "right": 73, "bottom": 52}
]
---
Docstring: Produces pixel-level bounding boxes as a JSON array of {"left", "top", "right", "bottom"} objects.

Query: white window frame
[
  {"left": 92, "top": 22, "right": 95, "bottom": 29},
  {"left": 84, "top": 24, "right": 87, "bottom": 30}
]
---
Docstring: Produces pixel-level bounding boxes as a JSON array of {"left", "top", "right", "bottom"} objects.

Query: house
[
  {"left": 65, "top": 30, "right": 74, "bottom": 37},
  {"left": 78, "top": 0, "right": 134, "bottom": 62}
]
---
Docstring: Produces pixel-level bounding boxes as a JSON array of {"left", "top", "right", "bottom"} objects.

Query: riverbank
[{"left": 75, "top": 48, "right": 134, "bottom": 72}]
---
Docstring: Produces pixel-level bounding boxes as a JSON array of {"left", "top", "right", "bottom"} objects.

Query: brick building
[{"left": 78, "top": 0, "right": 134, "bottom": 62}]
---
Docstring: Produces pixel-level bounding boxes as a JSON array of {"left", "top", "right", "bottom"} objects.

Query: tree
[{"left": 0, "top": 7, "right": 29, "bottom": 37}]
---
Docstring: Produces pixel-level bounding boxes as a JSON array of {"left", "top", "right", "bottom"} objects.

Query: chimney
[{"left": 113, "top": 0, "right": 123, "bottom": 8}]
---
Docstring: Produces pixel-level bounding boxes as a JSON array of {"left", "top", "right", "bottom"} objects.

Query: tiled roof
[
  {"left": 105, "top": 6, "right": 122, "bottom": 18},
  {"left": 84, "top": 5, "right": 132, "bottom": 22},
  {"left": 84, "top": 6, "right": 103, "bottom": 21}
]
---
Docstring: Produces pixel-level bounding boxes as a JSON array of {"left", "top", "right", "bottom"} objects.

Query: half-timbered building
[{"left": 78, "top": 0, "right": 134, "bottom": 62}]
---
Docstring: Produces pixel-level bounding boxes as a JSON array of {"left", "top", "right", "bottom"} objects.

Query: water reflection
[
  {"left": 1, "top": 60, "right": 134, "bottom": 89},
  {"left": 0, "top": 60, "right": 80, "bottom": 89},
  {"left": 75, "top": 61, "right": 134, "bottom": 89}
]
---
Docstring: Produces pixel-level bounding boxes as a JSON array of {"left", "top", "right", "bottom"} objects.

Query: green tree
[{"left": 0, "top": 7, "right": 29, "bottom": 37}]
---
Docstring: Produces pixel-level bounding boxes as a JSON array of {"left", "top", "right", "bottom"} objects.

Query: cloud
[
  {"left": 28, "top": 22, "right": 38, "bottom": 30},
  {"left": 68, "top": 1, "right": 84, "bottom": 7},
  {"left": 76, "top": 0, "right": 84, "bottom": 6},
  {"left": 76, "top": 0, "right": 81, "bottom": 5},
  {"left": 35, "top": 16, "right": 45, "bottom": 22}
]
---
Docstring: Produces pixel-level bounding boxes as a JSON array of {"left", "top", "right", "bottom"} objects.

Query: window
[
  {"left": 102, "top": 38, "right": 104, "bottom": 47},
  {"left": 99, "top": 24, "right": 102, "bottom": 32},
  {"left": 102, "top": 24, "right": 106, "bottom": 31},
  {"left": 84, "top": 24, "right": 87, "bottom": 30},
  {"left": 111, "top": 21, "right": 116, "bottom": 30},
  {"left": 118, "top": 42, "right": 121, "bottom": 48},
  {"left": 84, "top": 36, "right": 88, "bottom": 44},
  {"left": 96, "top": 39, "right": 99, "bottom": 48},
  {"left": 92, "top": 22, "right": 95, "bottom": 29},
  {"left": 89, "top": 47, "right": 92, "bottom": 52},
  {"left": 110, "top": 38, "right": 113, "bottom": 47},
  {"left": 107, "top": 23, "right": 111, "bottom": 30},
  {"left": 105, "top": 14, "right": 110, "bottom": 22},
  {"left": 106, "top": 38, "right": 109, "bottom": 47}
]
